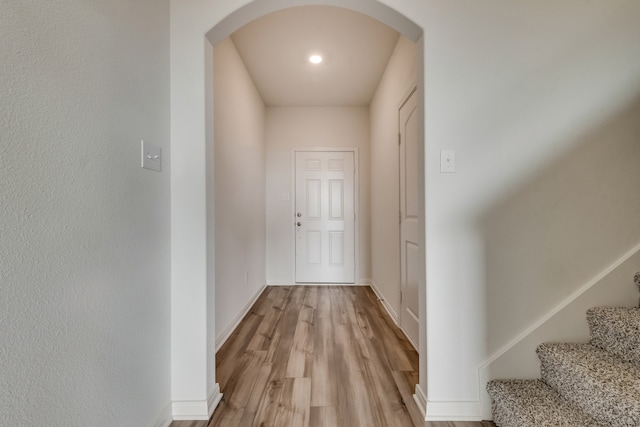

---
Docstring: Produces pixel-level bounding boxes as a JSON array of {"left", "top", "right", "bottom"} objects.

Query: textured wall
[{"left": 0, "top": 1, "right": 171, "bottom": 425}]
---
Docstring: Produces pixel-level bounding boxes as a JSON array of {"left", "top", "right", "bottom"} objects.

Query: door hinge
[
  {"left": 398, "top": 133, "right": 401, "bottom": 146},
  {"left": 400, "top": 291, "right": 403, "bottom": 303},
  {"left": 399, "top": 211, "right": 402, "bottom": 224}
]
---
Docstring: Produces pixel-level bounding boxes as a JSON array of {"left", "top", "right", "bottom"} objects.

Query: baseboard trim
[
  {"left": 369, "top": 281, "right": 399, "bottom": 324},
  {"left": 369, "top": 281, "right": 419, "bottom": 350},
  {"left": 171, "top": 400, "right": 210, "bottom": 421},
  {"left": 171, "top": 385, "right": 223, "bottom": 421},
  {"left": 480, "top": 241, "right": 640, "bottom": 370},
  {"left": 208, "top": 383, "right": 223, "bottom": 417},
  {"left": 215, "top": 284, "right": 266, "bottom": 351},
  {"left": 151, "top": 402, "right": 173, "bottom": 427},
  {"left": 268, "top": 282, "right": 367, "bottom": 286},
  {"left": 413, "top": 385, "right": 427, "bottom": 421},
  {"left": 425, "top": 400, "right": 483, "bottom": 421},
  {"left": 266, "top": 281, "right": 293, "bottom": 286}
]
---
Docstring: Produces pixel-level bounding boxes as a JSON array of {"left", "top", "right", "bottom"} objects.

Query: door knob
[
  {"left": 297, "top": 213, "right": 302, "bottom": 217},
  {"left": 297, "top": 222, "right": 302, "bottom": 227}
]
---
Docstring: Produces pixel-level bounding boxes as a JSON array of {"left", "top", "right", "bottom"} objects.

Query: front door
[
  {"left": 295, "top": 151, "right": 355, "bottom": 283},
  {"left": 399, "top": 89, "right": 420, "bottom": 347}
]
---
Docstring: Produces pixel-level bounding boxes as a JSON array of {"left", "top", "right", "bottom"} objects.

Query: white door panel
[
  {"left": 400, "top": 89, "right": 420, "bottom": 347},
  {"left": 295, "top": 151, "right": 355, "bottom": 283}
]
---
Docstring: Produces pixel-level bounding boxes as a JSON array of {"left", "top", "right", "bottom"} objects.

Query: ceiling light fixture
[{"left": 309, "top": 54, "right": 323, "bottom": 64}]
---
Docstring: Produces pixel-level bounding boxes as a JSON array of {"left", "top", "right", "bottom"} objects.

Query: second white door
[
  {"left": 399, "top": 89, "right": 420, "bottom": 347},
  {"left": 295, "top": 151, "right": 355, "bottom": 283}
]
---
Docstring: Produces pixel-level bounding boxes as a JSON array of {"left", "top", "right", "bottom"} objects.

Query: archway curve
[{"left": 205, "top": 0, "right": 422, "bottom": 45}]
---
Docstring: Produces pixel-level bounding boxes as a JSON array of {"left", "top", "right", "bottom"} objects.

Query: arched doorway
[{"left": 169, "top": 0, "right": 426, "bottom": 420}]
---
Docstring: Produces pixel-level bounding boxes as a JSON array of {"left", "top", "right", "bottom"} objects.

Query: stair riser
[
  {"left": 588, "top": 308, "right": 640, "bottom": 366},
  {"left": 487, "top": 380, "right": 600, "bottom": 427},
  {"left": 539, "top": 349, "right": 640, "bottom": 426}
]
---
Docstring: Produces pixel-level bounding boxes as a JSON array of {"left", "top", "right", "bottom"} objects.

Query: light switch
[
  {"left": 440, "top": 150, "right": 455, "bottom": 173},
  {"left": 141, "top": 140, "right": 161, "bottom": 172},
  {"left": 281, "top": 193, "right": 290, "bottom": 201}
]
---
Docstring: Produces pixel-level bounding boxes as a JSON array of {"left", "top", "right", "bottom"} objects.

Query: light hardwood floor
[{"left": 171, "top": 286, "right": 495, "bottom": 427}]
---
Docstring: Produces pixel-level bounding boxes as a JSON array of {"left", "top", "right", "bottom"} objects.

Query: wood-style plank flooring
[{"left": 171, "top": 286, "right": 495, "bottom": 427}]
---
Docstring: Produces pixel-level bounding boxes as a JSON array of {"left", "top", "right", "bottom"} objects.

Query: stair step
[
  {"left": 538, "top": 342, "right": 640, "bottom": 426},
  {"left": 486, "top": 379, "right": 598, "bottom": 427},
  {"left": 588, "top": 306, "right": 640, "bottom": 366}
]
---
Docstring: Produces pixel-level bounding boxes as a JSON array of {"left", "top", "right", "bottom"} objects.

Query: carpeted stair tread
[
  {"left": 486, "top": 379, "right": 599, "bottom": 427},
  {"left": 537, "top": 342, "right": 640, "bottom": 426},
  {"left": 588, "top": 306, "right": 640, "bottom": 366}
]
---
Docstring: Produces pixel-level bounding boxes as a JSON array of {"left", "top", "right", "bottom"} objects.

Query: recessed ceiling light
[{"left": 309, "top": 54, "right": 323, "bottom": 64}]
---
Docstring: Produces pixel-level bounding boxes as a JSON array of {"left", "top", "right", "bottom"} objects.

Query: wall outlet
[{"left": 440, "top": 150, "right": 455, "bottom": 173}]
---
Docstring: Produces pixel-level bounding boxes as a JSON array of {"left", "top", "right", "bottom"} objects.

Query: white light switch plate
[
  {"left": 440, "top": 150, "right": 455, "bottom": 173},
  {"left": 141, "top": 140, "right": 161, "bottom": 172}
]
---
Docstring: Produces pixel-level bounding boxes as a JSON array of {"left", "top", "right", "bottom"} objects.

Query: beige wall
[
  {"left": 265, "top": 106, "right": 371, "bottom": 284},
  {"left": 213, "top": 38, "right": 267, "bottom": 343},
  {"left": 369, "top": 35, "right": 417, "bottom": 321},
  {"left": 1, "top": 0, "right": 171, "bottom": 425}
]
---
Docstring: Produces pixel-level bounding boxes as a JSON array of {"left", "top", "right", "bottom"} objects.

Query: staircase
[{"left": 486, "top": 273, "right": 640, "bottom": 426}]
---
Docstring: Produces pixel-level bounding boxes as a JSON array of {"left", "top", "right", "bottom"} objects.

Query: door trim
[{"left": 291, "top": 147, "right": 360, "bottom": 285}]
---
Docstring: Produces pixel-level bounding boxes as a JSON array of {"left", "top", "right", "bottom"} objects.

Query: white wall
[
  {"left": 265, "top": 107, "right": 371, "bottom": 284},
  {"left": 369, "top": 35, "right": 417, "bottom": 321},
  {"left": 422, "top": 0, "right": 640, "bottom": 416},
  {"left": 213, "top": 38, "right": 267, "bottom": 343},
  {"left": 1, "top": 1, "right": 171, "bottom": 426},
  {"left": 170, "top": 0, "right": 640, "bottom": 421}
]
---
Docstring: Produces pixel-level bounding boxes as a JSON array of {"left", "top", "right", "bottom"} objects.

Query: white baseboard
[
  {"left": 413, "top": 385, "right": 427, "bottom": 421},
  {"left": 268, "top": 282, "right": 367, "bottom": 286},
  {"left": 369, "top": 281, "right": 399, "bottom": 324},
  {"left": 266, "top": 281, "right": 294, "bottom": 286},
  {"left": 208, "top": 383, "right": 223, "bottom": 417},
  {"left": 172, "top": 385, "right": 223, "bottom": 421},
  {"left": 151, "top": 402, "right": 172, "bottom": 427},
  {"left": 369, "top": 281, "right": 419, "bottom": 350},
  {"left": 425, "top": 400, "right": 483, "bottom": 421},
  {"left": 172, "top": 400, "right": 210, "bottom": 421},
  {"left": 480, "top": 241, "right": 640, "bottom": 371},
  {"left": 216, "top": 284, "right": 266, "bottom": 351}
]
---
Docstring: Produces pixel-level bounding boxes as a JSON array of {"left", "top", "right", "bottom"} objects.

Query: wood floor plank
[
  {"left": 170, "top": 286, "right": 496, "bottom": 427},
  {"left": 226, "top": 350, "right": 267, "bottom": 409},
  {"left": 246, "top": 287, "right": 288, "bottom": 351},
  {"left": 392, "top": 370, "right": 425, "bottom": 427},
  {"left": 215, "top": 311, "right": 263, "bottom": 389},
  {"left": 273, "top": 377, "right": 311, "bottom": 427},
  {"left": 284, "top": 319, "right": 314, "bottom": 378},
  {"left": 310, "top": 288, "right": 337, "bottom": 407},
  {"left": 309, "top": 406, "right": 338, "bottom": 427}
]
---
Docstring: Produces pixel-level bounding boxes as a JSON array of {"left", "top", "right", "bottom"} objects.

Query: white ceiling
[{"left": 230, "top": 6, "right": 400, "bottom": 107}]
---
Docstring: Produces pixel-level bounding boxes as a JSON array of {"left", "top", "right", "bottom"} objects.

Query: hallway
[{"left": 173, "top": 285, "right": 421, "bottom": 426}]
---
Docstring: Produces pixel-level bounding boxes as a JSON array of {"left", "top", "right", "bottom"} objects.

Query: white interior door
[
  {"left": 399, "top": 89, "right": 420, "bottom": 347},
  {"left": 295, "top": 151, "right": 355, "bottom": 283}
]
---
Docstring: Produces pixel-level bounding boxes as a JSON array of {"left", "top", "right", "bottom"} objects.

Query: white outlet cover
[
  {"left": 440, "top": 150, "right": 455, "bottom": 173},
  {"left": 141, "top": 140, "right": 161, "bottom": 172}
]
